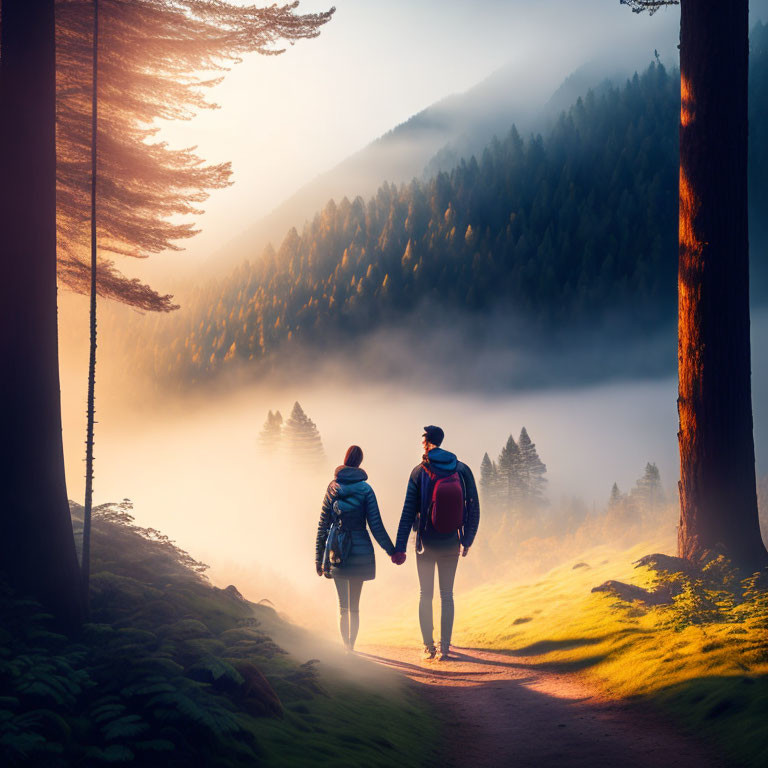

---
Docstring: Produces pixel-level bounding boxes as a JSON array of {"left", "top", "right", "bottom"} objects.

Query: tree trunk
[
  {"left": 677, "top": 0, "right": 768, "bottom": 571},
  {"left": 0, "top": 0, "right": 83, "bottom": 628},
  {"left": 82, "top": 0, "right": 100, "bottom": 615}
]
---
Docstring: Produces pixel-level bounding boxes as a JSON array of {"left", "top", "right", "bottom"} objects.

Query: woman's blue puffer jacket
[{"left": 315, "top": 466, "right": 395, "bottom": 581}]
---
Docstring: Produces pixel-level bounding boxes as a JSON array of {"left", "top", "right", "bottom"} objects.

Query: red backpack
[{"left": 426, "top": 470, "right": 465, "bottom": 534}]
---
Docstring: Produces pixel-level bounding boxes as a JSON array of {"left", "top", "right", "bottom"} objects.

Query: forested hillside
[{"left": 111, "top": 24, "right": 768, "bottom": 388}]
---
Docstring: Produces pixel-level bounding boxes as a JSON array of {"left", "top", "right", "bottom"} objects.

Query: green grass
[
  {"left": 373, "top": 541, "right": 768, "bottom": 767},
  {"left": 258, "top": 676, "right": 438, "bottom": 768},
  {"left": 0, "top": 501, "right": 438, "bottom": 767}
]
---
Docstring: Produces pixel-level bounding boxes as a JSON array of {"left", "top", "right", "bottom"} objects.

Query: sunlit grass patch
[{"left": 449, "top": 542, "right": 767, "bottom": 766}]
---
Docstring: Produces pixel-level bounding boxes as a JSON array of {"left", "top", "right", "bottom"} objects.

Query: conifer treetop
[
  {"left": 258, "top": 408, "right": 283, "bottom": 450},
  {"left": 620, "top": 0, "right": 678, "bottom": 15},
  {"left": 283, "top": 401, "right": 325, "bottom": 461},
  {"left": 53, "top": 0, "right": 335, "bottom": 310}
]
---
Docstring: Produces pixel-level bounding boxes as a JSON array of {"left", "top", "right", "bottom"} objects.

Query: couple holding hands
[{"left": 315, "top": 425, "right": 480, "bottom": 661}]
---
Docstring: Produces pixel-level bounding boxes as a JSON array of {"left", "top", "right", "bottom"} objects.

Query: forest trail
[{"left": 358, "top": 645, "right": 726, "bottom": 768}]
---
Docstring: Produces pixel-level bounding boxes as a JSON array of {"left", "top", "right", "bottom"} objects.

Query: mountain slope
[
  {"left": 105, "top": 23, "right": 768, "bottom": 392},
  {"left": 206, "top": 56, "right": 640, "bottom": 273}
]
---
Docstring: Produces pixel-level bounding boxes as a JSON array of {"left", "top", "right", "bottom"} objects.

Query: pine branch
[{"left": 620, "top": 0, "right": 678, "bottom": 15}]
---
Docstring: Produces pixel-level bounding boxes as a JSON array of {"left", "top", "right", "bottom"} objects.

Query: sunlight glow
[
  {"left": 680, "top": 74, "right": 694, "bottom": 127},
  {"left": 677, "top": 165, "right": 703, "bottom": 460}
]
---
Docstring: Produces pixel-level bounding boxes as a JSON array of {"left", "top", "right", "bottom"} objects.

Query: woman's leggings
[
  {"left": 333, "top": 577, "right": 364, "bottom": 649},
  {"left": 416, "top": 543, "right": 460, "bottom": 649}
]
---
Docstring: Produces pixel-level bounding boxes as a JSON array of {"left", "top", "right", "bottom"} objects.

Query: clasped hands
[{"left": 390, "top": 546, "right": 469, "bottom": 565}]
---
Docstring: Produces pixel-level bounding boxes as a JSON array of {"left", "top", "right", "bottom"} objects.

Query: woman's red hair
[{"left": 344, "top": 445, "right": 363, "bottom": 468}]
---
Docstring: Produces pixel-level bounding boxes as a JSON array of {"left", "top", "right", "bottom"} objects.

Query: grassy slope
[
  {"left": 374, "top": 541, "right": 768, "bottom": 767},
  {"left": 0, "top": 503, "right": 437, "bottom": 768}
]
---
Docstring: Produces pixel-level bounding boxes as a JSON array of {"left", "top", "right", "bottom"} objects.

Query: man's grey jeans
[{"left": 416, "top": 541, "right": 460, "bottom": 650}]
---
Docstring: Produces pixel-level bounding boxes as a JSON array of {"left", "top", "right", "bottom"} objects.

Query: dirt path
[{"left": 357, "top": 644, "right": 727, "bottom": 768}]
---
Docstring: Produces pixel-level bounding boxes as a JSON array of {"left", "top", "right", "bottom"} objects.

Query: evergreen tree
[
  {"left": 479, "top": 452, "right": 499, "bottom": 507},
  {"left": 70, "top": 0, "right": 334, "bottom": 611},
  {"left": 631, "top": 462, "right": 665, "bottom": 512},
  {"left": 0, "top": 0, "right": 83, "bottom": 628},
  {"left": 606, "top": 481, "right": 635, "bottom": 528},
  {"left": 609, "top": 482, "right": 624, "bottom": 509},
  {"left": 55, "top": 0, "right": 335, "bottom": 307},
  {"left": 518, "top": 427, "right": 547, "bottom": 508},
  {"left": 623, "top": 0, "right": 768, "bottom": 570},
  {"left": 497, "top": 435, "right": 523, "bottom": 510},
  {"left": 283, "top": 402, "right": 325, "bottom": 465},
  {"left": 258, "top": 409, "right": 283, "bottom": 452}
]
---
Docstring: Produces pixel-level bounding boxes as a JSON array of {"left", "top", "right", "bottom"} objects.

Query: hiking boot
[
  {"left": 422, "top": 644, "right": 437, "bottom": 661},
  {"left": 437, "top": 643, "right": 450, "bottom": 661}
]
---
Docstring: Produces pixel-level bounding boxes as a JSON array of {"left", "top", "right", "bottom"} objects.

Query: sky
[{"left": 136, "top": 0, "right": 683, "bottom": 284}]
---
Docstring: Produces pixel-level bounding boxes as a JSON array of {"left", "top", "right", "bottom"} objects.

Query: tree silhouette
[
  {"left": 632, "top": 462, "right": 665, "bottom": 513},
  {"left": 0, "top": 0, "right": 83, "bottom": 628},
  {"left": 75, "top": 0, "right": 334, "bottom": 610},
  {"left": 518, "top": 427, "right": 547, "bottom": 510},
  {"left": 620, "top": 0, "right": 678, "bottom": 13},
  {"left": 258, "top": 410, "right": 284, "bottom": 453},
  {"left": 609, "top": 482, "right": 624, "bottom": 509},
  {"left": 480, "top": 452, "right": 498, "bottom": 501},
  {"left": 283, "top": 402, "right": 325, "bottom": 466},
  {"left": 0, "top": 0, "right": 335, "bottom": 623},
  {"left": 55, "top": 0, "right": 335, "bottom": 307},
  {"left": 497, "top": 435, "right": 523, "bottom": 512},
  {"left": 623, "top": 0, "right": 768, "bottom": 570},
  {"left": 81, "top": 0, "right": 100, "bottom": 615},
  {"left": 82, "top": 0, "right": 333, "bottom": 606}
]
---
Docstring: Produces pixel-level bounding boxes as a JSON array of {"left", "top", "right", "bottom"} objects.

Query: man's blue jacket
[{"left": 395, "top": 447, "right": 480, "bottom": 552}]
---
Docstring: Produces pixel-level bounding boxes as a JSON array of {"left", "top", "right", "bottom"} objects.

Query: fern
[
  {"left": 147, "top": 687, "right": 242, "bottom": 735},
  {"left": 133, "top": 739, "right": 174, "bottom": 753},
  {"left": 101, "top": 714, "right": 150, "bottom": 741},
  {"left": 17, "top": 678, "right": 71, "bottom": 707},
  {"left": 2, "top": 499, "right": 380, "bottom": 765},
  {"left": 91, "top": 703, "right": 127, "bottom": 723},
  {"left": 187, "top": 655, "right": 244, "bottom": 686},
  {"left": 120, "top": 680, "right": 176, "bottom": 698},
  {"left": 161, "top": 619, "right": 211, "bottom": 640},
  {"left": 85, "top": 744, "right": 135, "bottom": 763},
  {"left": 0, "top": 730, "right": 48, "bottom": 758},
  {"left": 13, "top": 708, "right": 71, "bottom": 740}
]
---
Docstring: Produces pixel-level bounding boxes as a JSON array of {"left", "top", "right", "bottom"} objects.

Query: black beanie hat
[{"left": 422, "top": 425, "right": 444, "bottom": 447}]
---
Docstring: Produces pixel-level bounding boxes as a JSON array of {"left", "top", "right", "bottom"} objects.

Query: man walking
[{"left": 391, "top": 425, "right": 480, "bottom": 661}]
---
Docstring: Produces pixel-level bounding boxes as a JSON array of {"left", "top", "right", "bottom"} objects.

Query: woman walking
[{"left": 316, "top": 445, "right": 395, "bottom": 651}]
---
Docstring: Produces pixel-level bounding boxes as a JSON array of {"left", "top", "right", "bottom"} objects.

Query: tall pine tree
[
  {"left": 0, "top": 0, "right": 83, "bottom": 628},
  {"left": 518, "top": 427, "right": 547, "bottom": 509},
  {"left": 55, "top": 0, "right": 335, "bottom": 306},
  {"left": 497, "top": 435, "right": 523, "bottom": 510},
  {"left": 622, "top": 0, "right": 768, "bottom": 569},
  {"left": 283, "top": 402, "right": 325, "bottom": 466},
  {"left": 609, "top": 482, "right": 624, "bottom": 509},
  {"left": 258, "top": 409, "right": 283, "bottom": 452},
  {"left": 479, "top": 452, "right": 500, "bottom": 509},
  {"left": 631, "top": 462, "right": 665, "bottom": 513}
]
